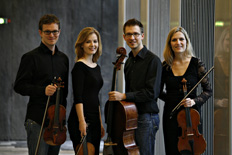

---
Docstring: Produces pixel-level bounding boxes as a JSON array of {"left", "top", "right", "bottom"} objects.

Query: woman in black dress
[
  {"left": 68, "top": 27, "right": 105, "bottom": 155},
  {"left": 160, "top": 26, "right": 212, "bottom": 155}
]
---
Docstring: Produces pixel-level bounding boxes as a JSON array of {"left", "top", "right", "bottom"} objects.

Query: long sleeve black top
[
  {"left": 124, "top": 46, "right": 162, "bottom": 114},
  {"left": 14, "top": 42, "right": 69, "bottom": 125}
]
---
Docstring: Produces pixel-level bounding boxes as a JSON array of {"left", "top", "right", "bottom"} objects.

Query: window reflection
[{"left": 214, "top": 26, "right": 230, "bottom": 154}]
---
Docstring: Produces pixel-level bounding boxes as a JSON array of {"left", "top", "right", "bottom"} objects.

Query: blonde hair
[
  {"left": 215, "top": 27, "right": 230, "bottom": 57},
  {"left": 75, "top": 27, "right": 102, "bottom": 62},
  {"left": 163, "top": 26, "right": 194, "bottom": 67}
]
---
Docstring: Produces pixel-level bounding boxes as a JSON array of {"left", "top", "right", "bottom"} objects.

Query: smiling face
[
  {"left": 170, "top": 31, "right": 187, "bottom": 54},
  {"left": 123, "top": 25, "right": 144, "bottom": 52},
  {"left": 82, "top": 33, "right": 99, "bottom": 57},
  {"left": 39, "top": 23, "right": 60, "bottom": 49},
  {"left": 223, "top": 33, "right": 230, "bottom": 53}
]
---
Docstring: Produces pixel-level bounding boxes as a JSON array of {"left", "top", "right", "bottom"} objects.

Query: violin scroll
[{"left": 181, "top": 78, "right": 187, "bottom": 93}]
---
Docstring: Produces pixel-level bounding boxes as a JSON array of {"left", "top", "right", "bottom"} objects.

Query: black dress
[
  {"left": 68, "top": 62, "right": 103, "bottom": 155},
  {"left": 214, "top": 56, "right": 229, "bottom": 154},
  {"left": 160, "top": 57, "right": 212, "bottom": 155}
]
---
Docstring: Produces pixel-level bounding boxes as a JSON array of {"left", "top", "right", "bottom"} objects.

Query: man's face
[
  {"left": 39, "top": 23, "right": 60, "bottom": 49},
  {"left": 123, "top": 25, "right": 144, "bottom": 51}
]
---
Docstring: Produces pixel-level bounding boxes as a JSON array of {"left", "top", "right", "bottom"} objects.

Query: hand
[
  {"left": 216, "top": 98, "right": 228, "bottom": 107},
  {"left": 79, "top": 120, "right": 87, "bottom": 137},
  {"left": 181, "top": 98, "right": 195, "bottom": 107},
  {"left": 45, "top": 84, "right": 57, "bottom": 96},
  {"left": 100, "top": 123, "right": 105, "bottom": 138},
  {"left": 108, "top": 91, "right": 126, "bottom": 101}
]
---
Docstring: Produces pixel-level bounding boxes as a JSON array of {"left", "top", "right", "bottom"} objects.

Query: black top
[
  {"left": 214, "top": 57, "right": 229, "bottom": 99},
  {"left": 124, "top": 46, "right": 162, "bottom": 114},
  {"left": 14, "top": 42, "right": 69, "bottom": 125},
  {"left": 68, "top": 61, "right": 103, "bottom": 122},
  {"left": 160, "top": 57, "right": 212, "bottom": 155},
  {"left": 160, "top": 57, "right": 212, "bottom": 113},
  {"left": 67, "top": 62, "right": 103, "bottom": 154}
]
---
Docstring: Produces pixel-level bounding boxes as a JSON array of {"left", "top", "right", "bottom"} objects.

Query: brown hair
[
  {"left": 75, "top": 27, "right": 102, "bottom": 62},
  {"left": 39, "top": 14, "right": 60, "bottom": 30},
  {"left": 123, "top": 18, "right": 144, "bottom": 34}
]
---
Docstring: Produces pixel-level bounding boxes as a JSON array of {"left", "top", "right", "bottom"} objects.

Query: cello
[
  {"left": 103, "top": 47, "right": 139, "bottom": 155},
  {"left": 43, "top": 77, "right": 67, "bottom": 145},
  {"left": 177, "top": 78, "right": 206, "bottom": 155}
]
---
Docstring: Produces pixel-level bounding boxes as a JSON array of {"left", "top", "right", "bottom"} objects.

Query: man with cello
[
  {"left": 108, "top": 18, "right": 162, "bottom": 155},
  {"left": 14, "top": 14, "right": 69, "bottom": 155}
]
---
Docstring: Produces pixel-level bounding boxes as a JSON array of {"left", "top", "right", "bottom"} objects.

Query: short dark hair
[
  {"left": 38, "top": 14, "right": 60, "bottom": 30},
  {"left": 123, "top": 18, "right": 144, "bottom": 34}
]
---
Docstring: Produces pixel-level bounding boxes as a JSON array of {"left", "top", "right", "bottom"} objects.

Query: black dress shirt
[
  {"left": 124, "top": 46, "right": 162, "bottom": 114},
  {"left": 14, "top": 42, "right": 69, "bottom": 125}
]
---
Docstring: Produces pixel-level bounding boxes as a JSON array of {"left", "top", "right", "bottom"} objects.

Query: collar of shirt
[
  {"left": 40, "top": 42, "right": 59, "bottom": 55},
  {"left": 128, "top": 45, "right": 148, "bottom": 59}
]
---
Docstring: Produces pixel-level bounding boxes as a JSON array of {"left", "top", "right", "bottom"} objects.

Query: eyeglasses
[
  {"left": 42, "top": 30, "right": 60, "bottom": 35},
  {"left": 124, "top": 32, "right": 141, "bottom": 38}
]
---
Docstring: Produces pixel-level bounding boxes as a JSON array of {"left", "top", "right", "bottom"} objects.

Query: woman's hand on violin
[
  {"left": 181, "top": 98, "right": 196, "bottom": 107},
  {"left": 108, "top": 91, "right": 126, "bottom": 101},
  {"left": 79, "top": 120, "right": 87, "bottom": 137},
  {"left": 45, "top": 84, "right": 57, "bottom": 96}
]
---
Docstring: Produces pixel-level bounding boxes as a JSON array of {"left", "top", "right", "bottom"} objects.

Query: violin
[
  {"left": 75, "top": 126, "right": 95, "bottom": 155},
  {"left": 177, "top": 78, "right": 206, "bottom": 155},
  {"left": 103, "top": 47, "right": 139, "bottom": 155},
  {"left": 43, "top": 77, "right": 67, "bottom": 145},
  {"left": 170, "top": 66, "right": 214, "bottom": 118}
]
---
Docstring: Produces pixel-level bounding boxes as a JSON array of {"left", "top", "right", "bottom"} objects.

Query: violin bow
[
  {"left": 35, "top": 77, "right": 56, "bottom": 155},
  {"left": 76, "top": 123, "right": 90, "bottom": 155},
  {"left": 169, "top": 66, "right": 214, "bottom": 119},
  {"left": 75, "top": 134, "right": 88, "bottom": 155}
]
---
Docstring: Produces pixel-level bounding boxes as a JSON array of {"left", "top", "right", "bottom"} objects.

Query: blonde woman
[
  {"left": 160, "top": 26, "right": 212, "bottom": 155},
  {"left": 68, "top": 27, "right": 105, "bottom": 155}
]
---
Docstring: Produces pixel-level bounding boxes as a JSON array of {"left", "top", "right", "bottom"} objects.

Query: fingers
[
  {"left": 101, "top": 126, "right": 105, "bottom": 138},
  {"left": 79, "top": 121, "right": 87, "bottom": 137},
  {"left": 45, "top": 85, "right": 57, "bottom": 96},
  {"left": 181, "top": 98, "right": 195, "bottom": 107},
  {"left": 108, "top": 91, "right": 117, "bottom": 101},
  {"left": 108, "top": 91, "right": 125, "bottom": 101}
]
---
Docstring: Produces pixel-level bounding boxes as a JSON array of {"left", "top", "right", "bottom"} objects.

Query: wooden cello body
[
  {"left": 104, "top": 47, "right": 139, "bottom": 155},
  {"left": 105, "top": 100, "right": 139, "bottom": 154}
]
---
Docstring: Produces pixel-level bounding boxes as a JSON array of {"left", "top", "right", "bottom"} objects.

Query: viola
[
  {"left": 103, "top": 47, "right": 139, "bottom": 155},
  {"left": 43, "top": 77, "right": 67, "bottom": 146},
  {"left": 177, "top": 78, "right": 206, "bottom": 155}
]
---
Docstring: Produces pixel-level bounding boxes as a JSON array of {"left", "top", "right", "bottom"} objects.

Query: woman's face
[
  {"left": 223, "top": 33, "right": 230, "bottom": 53},
  {"left": 170, "top": 31, "right": 187, "bottom": 54},
  {"left": 82, "top": 33, "right": 99, "bottom": 56}
]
